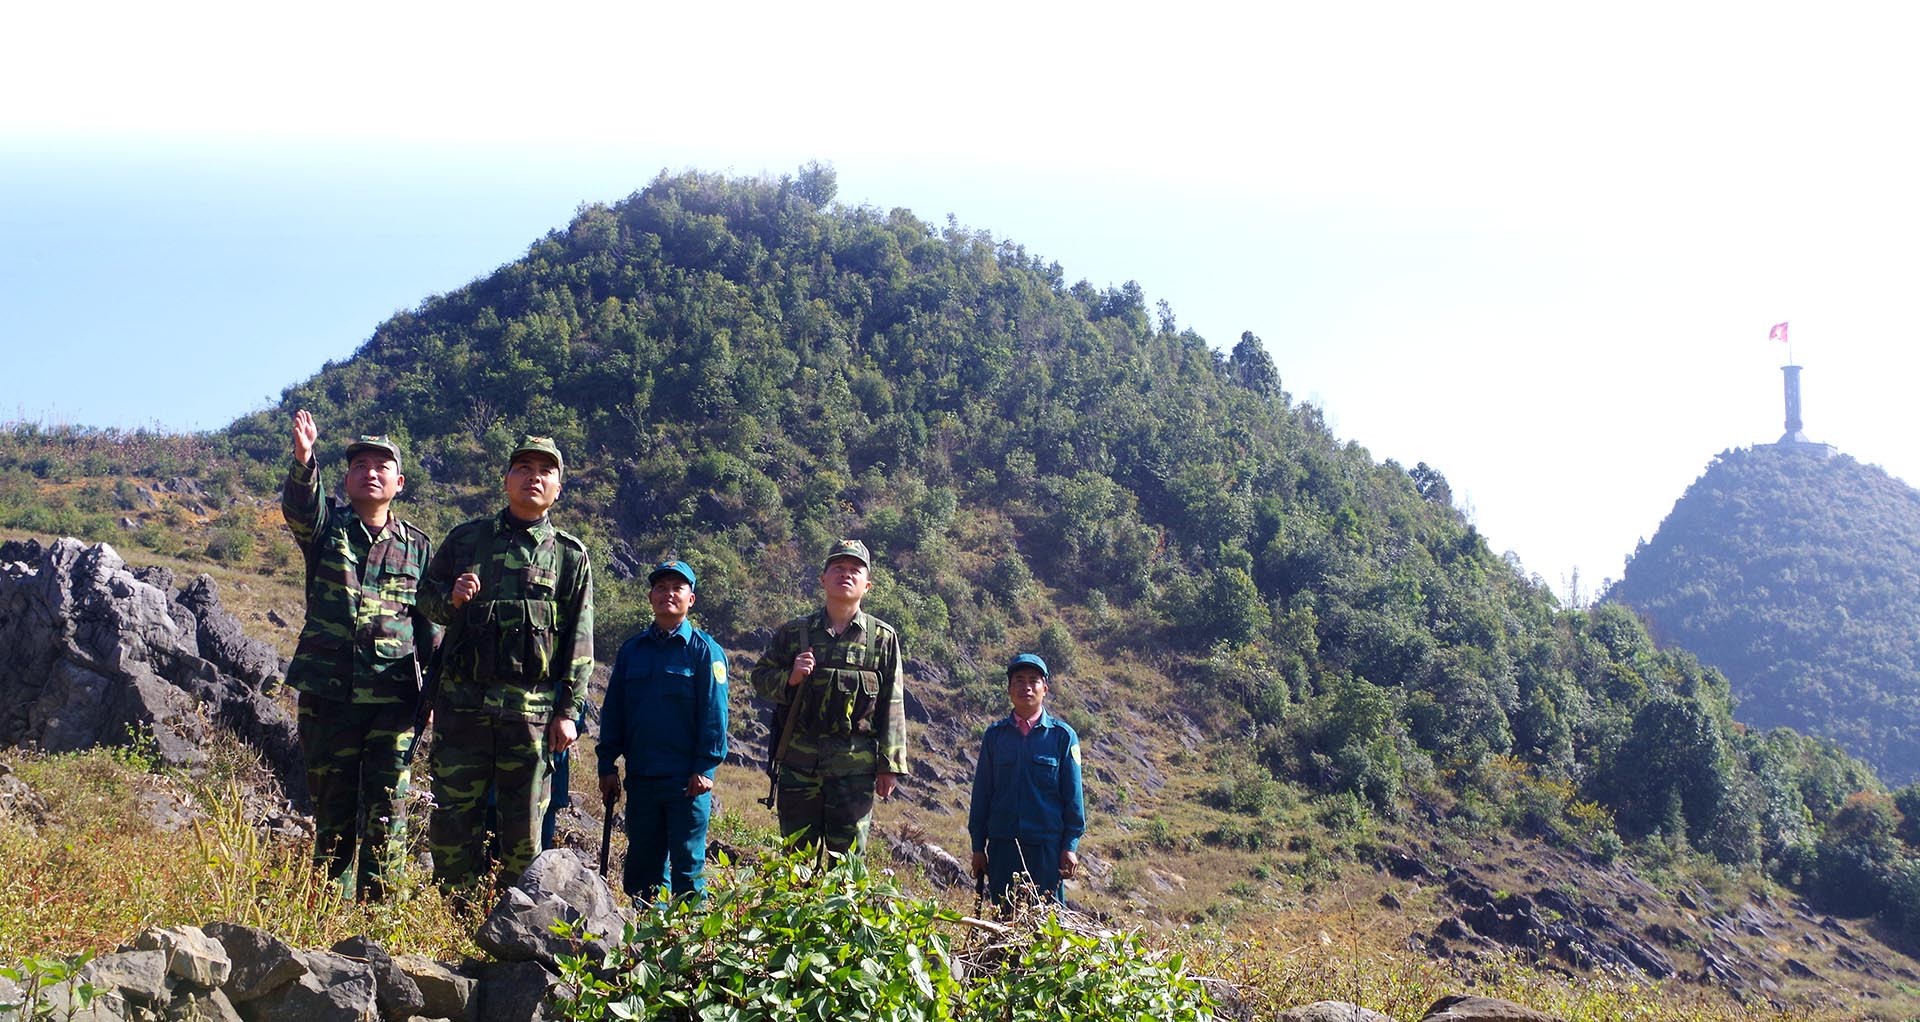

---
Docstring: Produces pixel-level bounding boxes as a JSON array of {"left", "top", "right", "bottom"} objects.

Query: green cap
[
  {"left": 508, "top": 435, "right": 565, "bottom": 473},
  {"left": 1007, "top": 652, "right": 1050, "bottom": 678},
  {"left": 822, "top": 538, "right": 871, "bottom": 569},
  {"left": 344, "top": 435, "right": 402, "bottom": 471},
  {"left": 648, "top": 559, "right": 697, "bottom": 591}
]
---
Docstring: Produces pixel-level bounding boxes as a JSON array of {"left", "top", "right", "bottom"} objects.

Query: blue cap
[
  {"left": 1006, "top": 653, "right": 1049, "bottom": 678},
  {"left": 647, "top": 559, "right": 697, "bottom": 591}
]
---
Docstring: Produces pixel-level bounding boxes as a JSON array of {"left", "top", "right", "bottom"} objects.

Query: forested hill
[
  {"left": 1608, "top": 444, "right": 1920, "bottom": 784},
  {"left": 20, "top": 165, "right": 1917, "bottom": 939}
]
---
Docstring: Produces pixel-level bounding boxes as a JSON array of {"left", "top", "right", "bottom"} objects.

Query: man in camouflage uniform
[
  {"left": 280, "top": 409, "right": 436, "bottom": 899},
  {"left": 420, "top": 436, "right": 594, "bottom": 888},
  {"left": 750, "top": 539, "right": 907, "bottom": 855}
]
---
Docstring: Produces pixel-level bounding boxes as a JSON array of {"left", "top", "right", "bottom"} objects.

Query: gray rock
[
  {"left": 0, "top": 539, "right": 303, "bottom": 801},
  {"left": 476, "top": 849, "right": 624, "bottom": 968},
  {"left": 79, "top": 949, "right": 172, "bottom": 1007},
  {"left": 202, "top": 922, "right": 306, "bottom": 1002},
  {"left": 31, "top": 979, "right": 128, "bottom": 1022},
  {"left": 1421, "top": 994, "right": 1564, "bottom": 1022},
  {"left": 133, "top": 925, "right": 232, "bottom": 989},
  {"left": 243, "top": 952, "right": 378, "bottom": 1022},
  {"left": 168, "top": 986, "right": 244, "bottom": 1022},
  {"left": 331, "top": 937, "right": 425, "bottom": 1022},
  {"left": 476, "top": 960, "right": 558, "bottom": 1022},
  {"left": 1274, "top": 1001, "right": 1395, "bottom": 1022},
  {"left": 393, "top": 956, "right": 476, "bottom": 1022},
  {"left": 176, "top": 575, "right": 282, "bottom": 690}
]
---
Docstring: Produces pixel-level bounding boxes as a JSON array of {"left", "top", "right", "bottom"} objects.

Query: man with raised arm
[{"left": 280, "top": 409, "right": 436, "bottom": 899}]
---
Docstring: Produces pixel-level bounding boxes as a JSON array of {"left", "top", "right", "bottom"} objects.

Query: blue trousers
[
  {"left": 985, "top": 836, "right": 1064, "bottom": 904},
  {"left": 622, "top": 775, "right": 712, "bottom": 902}
]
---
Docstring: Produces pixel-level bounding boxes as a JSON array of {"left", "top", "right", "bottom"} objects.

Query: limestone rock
[
  {"left": 331, "top": 937, "right": 425, "bottom": 1022},
  {"left": 476, "top": 960, "right": 558, "bottom": 1022},
  {"left": 1275, "top": 1002, "right": 1395, "bottom": 1022},
  {"left": 0, "top": 538, "right": 302, "bottom": 802},
  {"left": 476, "top": 849, "right": 625, "bottom": 969},
  {"left": 1421, "top": 994, "right": 1564, "bottom": 1022},
  {"left": 393, "top": 955, "right": 477, "bottom": 1022},
  {"left": 201, "top": 922, "right": 305, "bottom": 1003},
  {"left": 133, "top": 925, "right": 231, "bottom": 989}
]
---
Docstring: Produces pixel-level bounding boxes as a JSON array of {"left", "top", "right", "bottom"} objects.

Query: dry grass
[{"left": 0, "top": 738, "right": 480, "bottom": 964}]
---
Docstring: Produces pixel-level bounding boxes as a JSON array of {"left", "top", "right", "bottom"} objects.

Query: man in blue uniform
[
  {"left": 598, "top": 559, "right": 728, "bottom": 901},
  {"left": 968, "top": 652, "right": 1084, "bottom": 905}
]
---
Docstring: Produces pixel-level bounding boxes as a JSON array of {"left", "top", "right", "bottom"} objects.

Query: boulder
[
  {"left": 201, "top": 922, "right": 305, "bottom": 1002},
  {"left": 133, "top": 925, "right": 231, "bottom": 989},
  {"left": 78, "top": 949, "right": 171, "bottom": 1007},
  {"left": 243, "top": 952, "right": 378, "bottom": 1022},
  {"left": 476, "top": 960, "right": 559, "bottom": 1022},
  {"left": 1420, "top": 994, "right": 1564, "bottom": 1022},
  {"left": 476, "top": 849, "right": 626, "bottom": 969},
  {"left": 394, "top": 955, "right": 477, "bottom": 1022},
  {"left": 1274, "top": 1001, "right": 1395, "bottom": 1022},
  {"left": 0, "top": 538, "right": 301, "bottom": 801},
  {"left": 331, "top": 936, "right": 425, "bottom": 1022}
]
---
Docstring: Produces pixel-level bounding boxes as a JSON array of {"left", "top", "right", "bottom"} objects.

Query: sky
[{"left": 5, "top": 1, "right": 1920, "bottom": 601}]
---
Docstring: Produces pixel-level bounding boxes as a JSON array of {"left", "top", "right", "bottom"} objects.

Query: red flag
[{"left": 1769, "top": 321, "right": 1789, "bottom": 343}]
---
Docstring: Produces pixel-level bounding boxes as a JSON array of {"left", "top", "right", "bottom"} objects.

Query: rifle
[
  {"left": 760, "top": 696, "right": 801, "bottom": 810},
  {"left": 598, "top": 788, "right": 616, "bottom": 878},
  {"left": 409, "top": 625, "right": 445, "bottom": 750},
  {"left": 759, "top": 646, "right": 814, "bottom": 810}
]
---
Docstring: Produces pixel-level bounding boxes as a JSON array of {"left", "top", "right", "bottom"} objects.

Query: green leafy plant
[
  {"left": 553, "top": 847, "right": 961, "bottom": 1022},
  {"left": 0, "top": 951, "right": 98, "bottom": 1021}
]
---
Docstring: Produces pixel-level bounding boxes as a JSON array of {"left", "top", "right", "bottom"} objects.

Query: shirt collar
[
  {"left": 648, "top": 619, "right": 694, "bottom": 643},
  {"left": 810, "top": 606, "right": 869, "bottom": 638},
  {"left": 496, "top": 508, "right": 552, "bottom": 539}
]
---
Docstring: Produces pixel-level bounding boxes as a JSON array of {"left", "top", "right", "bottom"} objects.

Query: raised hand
[{"left": 291, "top": 409, "right": 319, "bottom": 465}]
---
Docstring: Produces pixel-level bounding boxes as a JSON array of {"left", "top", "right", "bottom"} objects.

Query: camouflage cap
[
  {"left": 647, "top": 559, "right": 697, "bottom": 591},
  {"left": 1007, "top": 652, "right": 1050, "bottom": 678},
  {"left": 507, "top": 435, "right": 565, "bottom": 473},
  {"left": 822, "top": 538, "right": 871, "bottom": 569},
  {"left": 343, "top": 435, "right": 402, "bottom": 471}
]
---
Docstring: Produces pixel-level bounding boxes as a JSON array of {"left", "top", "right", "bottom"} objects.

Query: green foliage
[
  {"left": 550, "top": 847, "right": 1209, "bottom": 1021},
  {"left": 0, "top": 950, "right": 98, "bottom": 1021},
  {"left": 554, "top": 848, "right": 962, "bottom": 1021},
  {"left": 8, "top": 166, "right": 1895, "bottom": 916},
  {"left": 1610, "top": 445, "right": 1920, "bottom": 785},
  {"left": 963, "top": 915, "right": 1211, "bottom": 1021}
]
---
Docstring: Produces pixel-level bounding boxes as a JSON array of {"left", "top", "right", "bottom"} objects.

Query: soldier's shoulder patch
[
  {"left": 712, "top": 660, "right": 727, "bottom": 686},
  {"left": 1069, "top": 741, "right": 1082, "bottom": 765}
]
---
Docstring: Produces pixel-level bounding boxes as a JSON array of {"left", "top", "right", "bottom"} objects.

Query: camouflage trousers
[
  {"left": 429, "top": 708, "right": 548, "bottom": 888},
  {"left": 776, "top": 767, "right": 875, "bottom": 855},
  {"left": 296, "top": 695, "right": 416, "bottom": 898}
]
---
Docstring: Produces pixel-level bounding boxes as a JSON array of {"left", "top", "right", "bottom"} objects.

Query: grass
[
  {"left": 0, "top": 734, "right": 480, "bottom": 965},
  {"left": 0, "top": 734, "right": 1890, "bottom": 1022}
]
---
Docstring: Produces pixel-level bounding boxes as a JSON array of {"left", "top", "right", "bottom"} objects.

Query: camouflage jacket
[
  {"left": 749, "top": 608, "right": 907, "bottom": 778},
  {"left": 420, "top": 510, "right": 594, "bottom": 724},
  {"left": 280, "top": 455, "right": 436, "bottom": 705}
]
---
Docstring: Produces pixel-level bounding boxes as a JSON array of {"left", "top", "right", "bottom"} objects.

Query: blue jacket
[
  {"left": 968, "top": 710, "right": 1085, "bottom": 853},
  {"left": 598, "top": 620, "right": 728, "bottom": 781}
]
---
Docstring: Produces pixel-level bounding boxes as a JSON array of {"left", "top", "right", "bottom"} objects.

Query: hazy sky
[{"left": 6, "top": 2, "right": 1919, "bottom": 599}]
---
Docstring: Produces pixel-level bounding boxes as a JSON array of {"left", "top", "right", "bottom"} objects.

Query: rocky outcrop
[
  {"left": 0, "top": 538, "right": 301, "bottom": 800},
  {"left": 7, "top": 850, "right": 626, "bottom": 1022}
]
